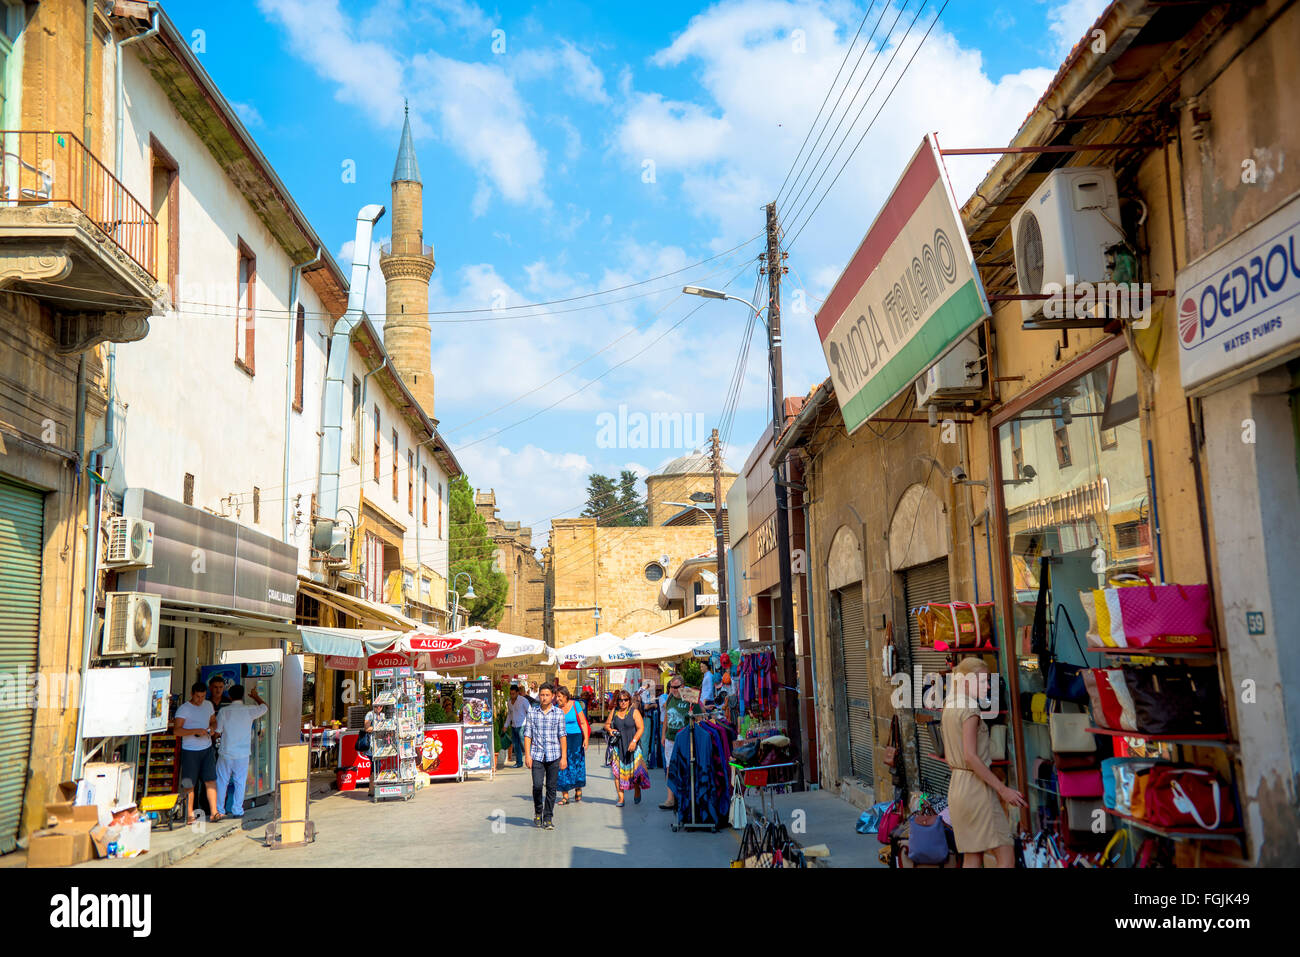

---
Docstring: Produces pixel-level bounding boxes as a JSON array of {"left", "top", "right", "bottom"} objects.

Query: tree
[
  {"left": 581, "top": 470, "right": 647, "bottom": 526},
  {"left": 447, "top": 474, "right": 509, "bottom": 627}
]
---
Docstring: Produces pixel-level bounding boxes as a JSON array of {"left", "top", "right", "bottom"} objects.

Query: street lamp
[
  {"left": 682, "top": 286, "right": 769, "bottom": 329},
  {"left": 449, "top": 571, "right": 475, "bottom": 630}
]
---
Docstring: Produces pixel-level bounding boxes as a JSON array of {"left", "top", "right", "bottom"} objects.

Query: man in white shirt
[
  {"left": 174, "top": 681, "right": 218, "bottom": 823},
  {"left": 214, "top": 684, "right": 268, "bottom": 819},
  {"left": 503, "top": 684, "right": 532, "bottom": 769},
  {"left": 700, "top": 661, "right": 717, "bottom": 708}
]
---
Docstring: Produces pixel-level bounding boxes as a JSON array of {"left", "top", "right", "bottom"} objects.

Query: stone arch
[
  {"left": 888, "top": 482, "right": 949, "bottom": 570},
  {"left": 825, "top": 525, "right": 864, "bottom": 590}
]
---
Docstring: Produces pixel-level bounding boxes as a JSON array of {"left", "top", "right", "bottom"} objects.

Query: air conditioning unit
[
  {"left": 1011, "top": 166, "right": 1123, "bottom": 321},
  {"left": 102, "top": 591, "right": 161, "bottom": 657},
  {"left": 915, "top": 334, "right": 984, "bottom": 409},
  {"left": 104, "top": 516, "right": 154, "bottom": 568}
]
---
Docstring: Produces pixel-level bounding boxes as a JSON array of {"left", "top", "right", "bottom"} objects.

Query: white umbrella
[
  {"left": 427, "top": 626, "right": 558, "bottom": 673},
  {"left": 592, "top": 632, "right": 716, "bottom": 666},
  {"left": 556, "top": 632, "right": 624, "bottom": 670}
]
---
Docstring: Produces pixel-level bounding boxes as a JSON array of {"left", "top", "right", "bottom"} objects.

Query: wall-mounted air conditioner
[
  {"left": 104, "top": 516, "right": 154, "bottom": 569},
  {"left": 1011, "top": 166, "right": 1123, "bottom": 321},
  {"left": 915, "top": 335, "right": 985, "bottom": 409},
  {"left": 101, "top": 591, "right": 161, "bottom": 657}
]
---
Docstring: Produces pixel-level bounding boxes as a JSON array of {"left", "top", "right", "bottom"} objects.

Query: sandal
[
  {"left": 575, "top": 791, "right": 583, "bottom": 802},
  {"left": 558, "top": 795, "right": 570, "bottom": 805}
]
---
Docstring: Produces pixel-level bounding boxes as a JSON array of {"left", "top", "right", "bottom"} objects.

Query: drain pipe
[
  {"left": 314, "top": 205, "right": 386, "bottom": 556},
  {"left": 282, "top": 246, "right": 320, "bottom": 542},
  {"left": 799, "top": 473, "right": 821, "bottom": 788}
]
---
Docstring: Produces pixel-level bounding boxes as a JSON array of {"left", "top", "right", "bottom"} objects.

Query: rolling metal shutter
[
  {"left": 903, "top": 558, "right": 951, "bottom": 798},
  {"left": 838, "top": 582, "right": 871, "bottom": 778},
  {"left": 0, "top": 478, "right": 42, "bottom": 853}
]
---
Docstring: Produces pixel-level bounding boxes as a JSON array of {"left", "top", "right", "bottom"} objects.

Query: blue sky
[{"left": 162, "top": 0, "right": 1107, "bottom": 540}]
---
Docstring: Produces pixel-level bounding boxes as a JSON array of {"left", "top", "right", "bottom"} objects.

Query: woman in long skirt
[
  {"left": 555, "top": 686, "right": 588, "bottom": 803},
  {"left": 608, "top": 690, "right": 651, "bottom": 806}
]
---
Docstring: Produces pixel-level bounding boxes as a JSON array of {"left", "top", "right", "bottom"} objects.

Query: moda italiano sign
[{"left": 814, "top": 134, "right": 990, "bottom": 433}]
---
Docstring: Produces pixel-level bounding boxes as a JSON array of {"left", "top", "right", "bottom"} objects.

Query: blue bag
[
  {"left": 855, "top": 801, "right": 893, "bottom": 835},
  {"left": 907, "top": 812, "right": 950, "bottom": 865}
]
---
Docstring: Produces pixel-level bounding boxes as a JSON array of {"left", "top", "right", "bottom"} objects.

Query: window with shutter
[
  {"left": 235, "top": 241, "right": 255, "bottom": 374},
  {"left": 351, "top": 377, "right": 362, "bottom": 464},
  {"left": 407, "top": 451, "right": 414, "bottom": 515},
  {"left": 0, "top": 478, "right": 41, "bottom": 853},
  {"left": 835, "top": 582, "right": 872, "bottom": 778},
  {"left": 422, "top": 467, "right": 428, "bottom": 525},
  {"left": 373, "top": 407, "right": 380, "bottom": 482},
  {"left": 292, "top": 305, "right": 305, "bottom": 412},
  {"left": 392, "top": 430, "right": 399, "bottom": 500}
]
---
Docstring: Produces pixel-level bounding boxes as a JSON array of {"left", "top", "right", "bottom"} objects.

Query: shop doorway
[
  {"left": 0, "top": 477, "right": 42, "bottom": 853},
  {"left": 833, "top": 582, "right": 871, "bottom": 778},
  {"left": 902, "top": 558, "right": 951, "bottom": 797}
]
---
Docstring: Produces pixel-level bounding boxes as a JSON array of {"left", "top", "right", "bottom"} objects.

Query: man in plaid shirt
[{"left": 524, "top": 682, "right": 568, "bottom": 829}]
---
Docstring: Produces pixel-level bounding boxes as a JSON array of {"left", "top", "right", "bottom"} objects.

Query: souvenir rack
[{"left": 369, "top": 667, "right": 424, "bottom": 803}]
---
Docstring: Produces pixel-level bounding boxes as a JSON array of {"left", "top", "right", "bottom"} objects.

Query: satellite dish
[{"left": 700, "top": 569, "right": 718, "bottom": 587}]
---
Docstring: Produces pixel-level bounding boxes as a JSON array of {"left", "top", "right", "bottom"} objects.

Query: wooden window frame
[
  {"left": 373, "top": 406, "right": 381, "bottom": 482},
  {"left": 351, "top": 376, "right": 362, "bottom": 464},
  {"left": 292, "top": 304, "right": 305, "bottom": 413},
  {"left": 148, "top": 134, "right": 179, "bottom": 305},
  {"left": 234, "top": 238, "right": 256, "bottom": 375},
  {"left": 392, "top": 429, "right": 399, "bottom": 500},
  {"left": 183, "top": 472, "right": 194, "bottom": 506},
  {"left": 422, "top": 467, "right": 428, "bottom": 526},
  {"left": 407, "top": 450, "right": 414, "bottom": 515}
]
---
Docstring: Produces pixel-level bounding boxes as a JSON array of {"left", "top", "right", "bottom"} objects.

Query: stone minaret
[{"left": 379, "top": 102, "right": 437, "bottom": 417}]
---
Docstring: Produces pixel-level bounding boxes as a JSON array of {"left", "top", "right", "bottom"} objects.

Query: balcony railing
[
  {"left": 381, "top": 238, "right": 434, "bottom": 257},
  {"left": 1, "top": 131, "right": 157, "bottom": 278}
]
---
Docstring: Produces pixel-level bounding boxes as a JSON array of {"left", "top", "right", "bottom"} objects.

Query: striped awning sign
[{"left": 814, "top": 134, "right": 990, "bottom": 433}]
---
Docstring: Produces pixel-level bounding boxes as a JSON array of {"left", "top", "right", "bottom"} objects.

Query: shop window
[
  {"left": 183, "top": 473, "right": 194, "bottom": 506},
  {"left": 997, "top": 349, "right": 1151, "bottom": 830}
]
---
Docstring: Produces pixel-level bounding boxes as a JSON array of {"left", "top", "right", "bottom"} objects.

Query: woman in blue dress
[{"left": 554, "top": 685, "right": 589, "bottom": 803}]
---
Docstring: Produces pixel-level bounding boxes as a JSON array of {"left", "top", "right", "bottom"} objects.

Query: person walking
[
  {"left": 503, "top": 683, "right": 531, "bottom": 769},
  {"left": 174, "top": 682, "right": 219, "bottom": 823},
  {"left": 658, "top": 675, "right": 699, "bottom": 810},
  {"left": 609, "top": 690, "right": 651, "bottom": 807},
  {"left": 524, "top": 683, "right": 567, "bottom": 830},
  {"left": 213, "top": 684, "right": 268, "bottom": 818},
  {"left": 554, "top": 686, "right": 589, "bottom": 804}
]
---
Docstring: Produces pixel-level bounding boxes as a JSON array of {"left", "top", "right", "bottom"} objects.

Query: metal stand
[{"left": 672, "top": 713, "right": 719, "bottom": 832}]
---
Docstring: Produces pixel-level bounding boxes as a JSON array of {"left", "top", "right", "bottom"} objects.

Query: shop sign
[
  {"left": 405, "top": 635, "right": 459, "bottom": 651},
  {"left": 696, "top": 594, "right": 719, "bottom": 606},
  {"left": 815, "top": 134, "right": 990, "bottom": 433},
  {"left": 120, "top": 488, "right": 298, "bottom": 618},
  {"left": 323, "top": 655, "right": 365, "bottom": 671},
  {"left": 366, "top": 652, "right": 411, "bottom": 669},
  {"left": 753, "top": 516, "right": 778, "bottom": 559},
  {"left": 1019, "top": 478, "right": 1111, "bottom": 532},
  {"left": 1178, "top": 193, "right": 1300, "bottom": 392},
  {"left": 461, "top": 679, "right": 494, "bottom": 775}
]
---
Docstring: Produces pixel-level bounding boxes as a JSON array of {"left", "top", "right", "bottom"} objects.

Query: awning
[
  {"left": 298, "top": 626, "right": 401, "bottom": 658},
  {"left": 297, "top": 577, "right": 421, "bottom": 630},
  {"left": 556, "top": 632, "right": 624, "bottom": 669},
  {"left": 414, "top": 627, "right": 559, "bottom": 674},
  {"left": 158, "top": 598, "right": 297, "bottom": 640},
  {"left": 650, "top": 608, "right": 721, "bottom": 648}
]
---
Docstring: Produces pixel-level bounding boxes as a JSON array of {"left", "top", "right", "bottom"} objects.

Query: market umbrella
[
  {"left": 556, "top": 632, "right": 624, "bottom": 670},
  {"left": 425, "top": 626, "right": 558, "bottom": 674},
  {"left": 595, "top": 631, "right": 716, "bottom": 665}
]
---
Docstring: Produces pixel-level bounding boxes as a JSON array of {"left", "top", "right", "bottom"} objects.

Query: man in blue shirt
[{"left": 523, "top": 682, "right": 568, "bottom": 830}]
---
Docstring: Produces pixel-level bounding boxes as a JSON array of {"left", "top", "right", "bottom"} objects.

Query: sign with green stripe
[{"left": 814, "top": 135, "right": 990, "bottom": 433}]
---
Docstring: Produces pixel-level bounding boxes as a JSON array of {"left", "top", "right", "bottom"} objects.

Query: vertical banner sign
[
  {"left": 815, "top": 134, "right": 991, "bottom": 433},
  {"left": 461, "top": 679, "right": 494, "bottom": 777}
]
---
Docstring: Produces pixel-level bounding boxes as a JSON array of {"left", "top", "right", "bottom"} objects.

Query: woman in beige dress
[{"left": 940, "top": 656, "right": 1027, "bottom": 867}]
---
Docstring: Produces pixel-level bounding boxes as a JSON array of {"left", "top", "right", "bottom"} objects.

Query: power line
[
  {"left": 783, "top": 0, "right": 927, "bottom": 240},
  {"left": 778, "top": 0, "right": 896, "bottom": 217},
  {"left": 786, "top": 1, "right": 949, "bottom": 251},
  {"left": 774, "top": 1, "right": 880, "bottom": 208}
]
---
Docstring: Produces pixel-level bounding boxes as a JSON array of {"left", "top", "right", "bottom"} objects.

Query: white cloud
[
  {"left": 616, "top": 94, "right": 732, "bottom": 170},
  {"left": 1047, "top": 0, "right": 1110, "bottom": 60},
  {"left": 231, "top": 101, "right": 264, "bottom": 128},
  {"left": 455, "top": 442, "right": 593, "bottom": 545}
]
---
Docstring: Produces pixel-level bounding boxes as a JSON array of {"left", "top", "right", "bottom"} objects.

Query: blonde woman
[{"left": 940, "top": 656, "right": 1026, "bottom": 867}]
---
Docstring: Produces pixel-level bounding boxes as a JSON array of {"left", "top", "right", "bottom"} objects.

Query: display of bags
[
  {"left": 1049, "top": 702, "right": 1096, "bottom": 753},
  {"left": 915, "top": 601, "right": 996, "bottom": 650},
  {"left": 1045, "top": 604, "right": 1089, "bottom": 703},
  {"left": 1082, "top": 668, "right": 1138, "bottom": 731},
  {"left": 989, "top": 724, "right": 1007, "bottom": 762},
  {"left": 1123, "top": 666, "right": 1226, "bottom": 734},
  {"left": 1080, "top": 578, "right": 1213, "bottom": 649},
  {"left": 1141, "top": 766, "right": 1234, "bottom": 831},
  {"left": 877, "top": 798, "right": 905, "bottom": 846},
  {"left": 1058, "top": 767, "right": 1103, "bottom": 798},
  {"left": 1102, "top": 757, "right": 1169, "bottom": 814},
  {"left": 881, "top": 713, "right": 901, "bottom": 769}
]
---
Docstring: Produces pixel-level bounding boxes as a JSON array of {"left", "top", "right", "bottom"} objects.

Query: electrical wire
[{"left": 785, "top": 1, "right": 950, "bottom": 251}]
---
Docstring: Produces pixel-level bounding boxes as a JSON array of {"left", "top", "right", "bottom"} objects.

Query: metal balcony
[{"left": 0, "top": 131, "right": 162, "bottom": 353}]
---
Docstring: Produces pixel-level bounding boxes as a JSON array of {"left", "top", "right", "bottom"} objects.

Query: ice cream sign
[{"left": 1178, "top": 193, "right": 1300, "bottom": 392}]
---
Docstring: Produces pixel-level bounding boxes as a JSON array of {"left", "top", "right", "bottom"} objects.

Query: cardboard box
[{"left": 28, "top": 805, "right": 98, "bottom": 867}]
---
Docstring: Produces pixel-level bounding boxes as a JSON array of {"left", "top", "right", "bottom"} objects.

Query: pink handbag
[
  {"left": 1113, "top": 577, "right": 1214, "bottom": 648},
  {"left": 1058, "top": 767, "right": 1104, "bottom": 798}
]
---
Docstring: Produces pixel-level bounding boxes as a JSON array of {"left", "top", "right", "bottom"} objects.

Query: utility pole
[
  {"left": 710, "top": 428, "right": 729, "bottom": 652},
  {"left": 764, "top": 201, "right": 804, "bottom": 790}
]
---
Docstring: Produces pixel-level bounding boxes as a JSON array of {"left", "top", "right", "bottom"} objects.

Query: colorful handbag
[
  {"left": 1082, "top": 668, "right": 1138, "bottom": 731},
  {"left": 880, "top": 713, "right": 901, "bottom": 769},
  {"left": 1078, "top": 577, "right": 1146, "bottom": 647},
  {"left": 1058, "top": 767, "right": 1104, "bottom": 797},
  {"left": 915, "top": 601, "right": 996, "bottom": 650},
  {"left": 1123, "top": 666, "right": 1225, "bottom": 734},
  {"left": 1113, "top": 578, "right": 1214, "bottom": 648},
  {"left": 1142, "top": 766, "right": 1234, "bottom": 831},
  {"left": 877, "top": 798, "right": 905, "bottom": 846},
  {"left": 1030, "top": 693, "right": 1049, "bottom": 725},
  {"left": 1102, "top": 758, "right": 1168, "bottom": 813}
]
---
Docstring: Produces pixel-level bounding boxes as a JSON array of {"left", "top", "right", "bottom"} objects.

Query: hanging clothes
[{"left": 665, "top": 718, "right": 735, "bottom": 827}]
